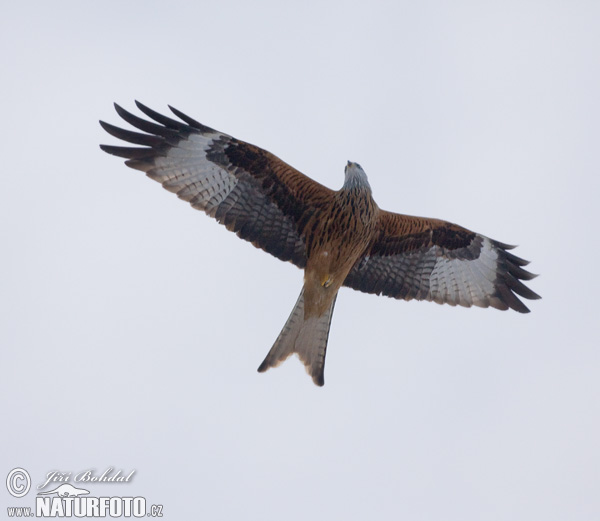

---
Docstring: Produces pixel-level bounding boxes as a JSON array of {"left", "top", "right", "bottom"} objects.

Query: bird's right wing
[
  {"left": 344, "top": 210, "right": 540, "bottom": 312},
  {"left": 100, "top": 102, "right": 335, "bottom": 268}
]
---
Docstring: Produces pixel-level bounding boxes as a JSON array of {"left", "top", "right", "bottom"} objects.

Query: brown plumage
[{"left": 100, "top": 102, "right": 540, "bottom": 386}]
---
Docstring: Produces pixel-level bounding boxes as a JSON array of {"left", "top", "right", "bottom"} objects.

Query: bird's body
[
  {"left": 303, "top": 171, "right": 378, "bottom": 316},
  {"left": 101, "top": 102, "right": 540, "bottom": 386},
  {"left": 256, "top": 168, "right": 380, "bottom": 384}
]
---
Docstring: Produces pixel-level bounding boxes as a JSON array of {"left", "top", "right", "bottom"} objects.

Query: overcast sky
[{"left": 1, "top": 1, "right": 599, "bottom": 520}]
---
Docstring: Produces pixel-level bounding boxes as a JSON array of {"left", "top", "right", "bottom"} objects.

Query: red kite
[{"left": 100, "top": 102, "right": 540, "bottom": 386}]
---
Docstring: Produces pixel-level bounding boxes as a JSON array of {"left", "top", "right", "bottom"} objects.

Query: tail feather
[{"left": 257, "top": 289, "right": 337, "bottom": 386}]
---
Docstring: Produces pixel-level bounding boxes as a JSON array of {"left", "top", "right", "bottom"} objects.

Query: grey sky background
[{"left": 1, "top": 1, "right": 598, "bottom": 519}]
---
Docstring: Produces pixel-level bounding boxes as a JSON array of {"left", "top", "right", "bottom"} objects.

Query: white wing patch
[
  {"left": 429, "top": 236, "right": 497, "bottom": 308},
  {"left": 147, "top": 133, "right": 238, "bottom": 215}
]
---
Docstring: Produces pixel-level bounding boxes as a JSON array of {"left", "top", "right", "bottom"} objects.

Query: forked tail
[{"left": 257, "top": 288, "right": 337, "bottom": 386}]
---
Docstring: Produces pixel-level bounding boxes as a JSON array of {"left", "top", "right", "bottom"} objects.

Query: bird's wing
[
  {"left": 343, "top": 210, "right": 540, "bottom": 312},
  {"left": 100, "top": 102, "right": 335, "bottom": 268}
]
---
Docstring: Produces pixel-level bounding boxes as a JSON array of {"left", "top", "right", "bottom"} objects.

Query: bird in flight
[{"left": 100, "top": 102, "right": 540, "bottom": 386}]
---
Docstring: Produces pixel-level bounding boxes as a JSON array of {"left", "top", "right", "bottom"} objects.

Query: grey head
[{"left": 343, "top": 161, "right": 371, "bottom": 191}]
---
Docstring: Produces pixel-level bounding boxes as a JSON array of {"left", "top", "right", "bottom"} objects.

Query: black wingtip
[
  {"left": 113, "top": 102, "right": 129, "bottom": 119},
  {"left": 493, "top": 240, "right": 518, "bottom": 250},
  {"left": 494, "top": 243, "right": 541, "bottom": 312},
  {"left": 168, "top": 105, "right": 214, "bottom": 132},
  {"left": 143, "top": 102, "right": 192, "bottom": 131},
  {"left": 99, "top": 120, "right": 164, "bottom": 147},
  {"left": 99, "top": 119, "right": 112, "bottom": 132}
]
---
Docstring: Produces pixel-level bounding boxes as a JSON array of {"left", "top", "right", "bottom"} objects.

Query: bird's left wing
[
  {"left": 343, "top": 210, "right": 540, "bottom": 312},
  {"left": 100, "top": 102, "right": 335, "bottom": 268}
]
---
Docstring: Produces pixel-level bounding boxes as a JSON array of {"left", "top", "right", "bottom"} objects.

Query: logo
[
  {"left": 5, "top": 467, "right": 164, "bottom": 518},
  {"left": 6, "top": 468, "right": 31, "bottom": 498},
  {"left": 37, "top": 484, "right": 90, "bottom": 497}
]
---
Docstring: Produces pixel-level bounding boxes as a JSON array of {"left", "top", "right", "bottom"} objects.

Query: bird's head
[{"left": 344, "top": 161, "right": 371, "bottom": 191}]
